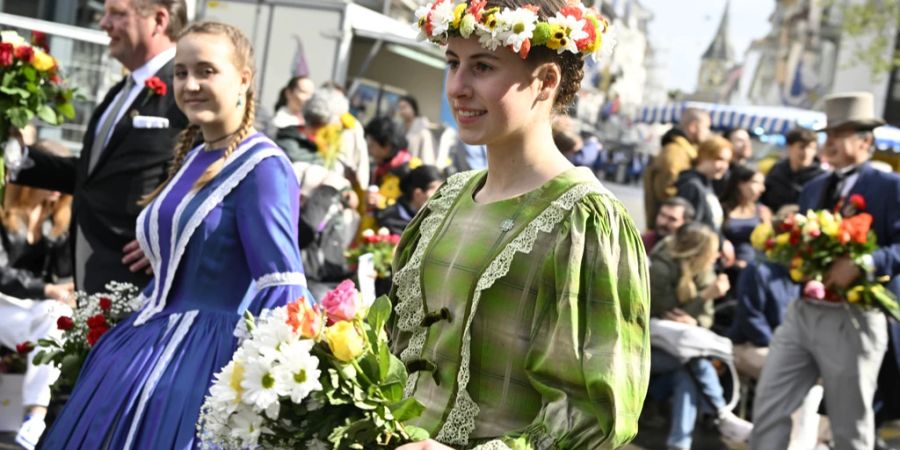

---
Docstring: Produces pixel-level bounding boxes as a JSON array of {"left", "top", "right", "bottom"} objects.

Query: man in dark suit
[
  {"left": 750, "top": 92, "right": 900, "bottom": 450},
  {"left": 7, "top": 0, "right": 188, "bottom": 295}
]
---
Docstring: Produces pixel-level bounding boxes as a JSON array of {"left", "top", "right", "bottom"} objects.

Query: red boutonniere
[
  {"left": 838, "top": 193, "right": 867, "bottom": 217},
  {"left": 145, "top": 76, "right": 167, "bottom": 96}
]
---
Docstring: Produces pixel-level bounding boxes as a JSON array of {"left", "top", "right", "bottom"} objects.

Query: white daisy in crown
[
  {"left": 547, "top": 11, "right": 588, "bottom": 54},
  {"left": 429, "top": 0, "right": 457, "bottom": 36},
  {"left": 414, "top": 3, "right": 433, "bottom": 40},
  {"left": 475, "top": 11, "right": 509, "bottom": 51},
  {"left": 496, "top": 7, "right": 538, "bottom": 53}
]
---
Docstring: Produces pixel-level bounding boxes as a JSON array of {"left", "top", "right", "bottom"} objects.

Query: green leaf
[
  {"left": 367, "top": 295, "right": 392, "bottom": 334},
  {"left": 383, "top": 353, "right": 406, "bottom": 387},
  {"left": 37, "top": 104, "right": 57, "bottom": 124},
  {"left": 388, "top": 397, "right": 426, "bottom": 422},
  {"left": 6, "top": 107, "right": 34, "bottom": 128},
  {"left": 57, "top": 101, "right": 75, "bottom": 120},
  {"left": 22, "top": 66, "right": 36, "bottom": 82},
  {"left": 0, "top": 86, "right": 30, "bottom": 98},
  {"left": 403, "top": 425, "right": 430, "bottom": 442}
]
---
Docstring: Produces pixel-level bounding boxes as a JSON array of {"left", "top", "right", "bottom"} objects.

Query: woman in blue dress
[{"left": 42, "top": 22, "right": 312, "bottom": 449}]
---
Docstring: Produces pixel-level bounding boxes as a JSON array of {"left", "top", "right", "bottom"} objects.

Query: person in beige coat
[{"left": 643, "top": 108, "right": 711, "bottom": 224}]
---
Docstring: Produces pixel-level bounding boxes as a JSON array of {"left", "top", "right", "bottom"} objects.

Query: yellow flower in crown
[
  {"left": 414, "top": 0, "right": 610, "bottom": 60},
  {"left": 451, "top": 2, "right": 466, "bottom": 28}
]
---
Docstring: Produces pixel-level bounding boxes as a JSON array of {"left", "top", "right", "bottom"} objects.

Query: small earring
[{"left": 236, "top": 94, "right": 243, "bottom": 107}]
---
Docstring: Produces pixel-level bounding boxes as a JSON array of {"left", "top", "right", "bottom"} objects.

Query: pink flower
[
  {"left": 320, "top": 279, "right": 360, "bottom": 324},
  {"left": 803, "top": 280, "right": 826, "bottom": 300}
]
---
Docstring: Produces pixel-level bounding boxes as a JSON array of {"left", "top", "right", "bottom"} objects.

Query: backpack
[{"left": 299, "top": 185, "right": 357, "bottom": 283}]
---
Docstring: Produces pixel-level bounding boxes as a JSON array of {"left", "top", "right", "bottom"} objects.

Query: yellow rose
[
  {"left": 380, "top": 174, "right": 402, "bottom": 206},
  {"left": 775, "top": 232, "right": 791, "bottom": 246},
  {"left": 750, "top": 222, "right": 773, "bottom": 250},
  {"left": 324, "top": 321, "right": 365, "bottom": 362},
  {"left": 847, "top": 285, "right": 865, "bottom": 303},
  {"left": 790, "top": 268, "right": 804, "bottom": 282},
  {"left": 31, "top": 49, "right": 55, "bottom": 72}
]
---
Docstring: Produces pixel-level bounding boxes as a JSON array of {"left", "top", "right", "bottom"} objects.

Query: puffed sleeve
[
  {"left": 235, "top": 155, "right": 314, "bottom": 314},
  {"left": 481, "top": 194, "right": 650, "bottom": 449}
]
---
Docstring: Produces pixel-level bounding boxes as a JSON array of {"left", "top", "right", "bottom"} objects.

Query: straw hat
[{"left": 818, "top": 91, "right": 885, "bottom": 131}]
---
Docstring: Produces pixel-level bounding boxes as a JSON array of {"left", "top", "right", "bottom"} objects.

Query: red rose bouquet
[
  {"left": 346, "top": 227, "right": 401, "bottom": 279},
  {"left": 1, "top": 30, "right": 78, "bottom": 199},
  {"left": 33, "top": 282, "right": 143, "bottom": 392},
  {"left": 751, "top": 198, "right": 900, "bottom": 320}
]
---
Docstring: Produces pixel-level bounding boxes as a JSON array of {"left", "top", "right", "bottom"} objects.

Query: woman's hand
[
  {"left": 396, "top": 439, "right": 455, "bottom": 450},
  {"left": 701, "top": 273, "right": 730, "bottom": 300}
]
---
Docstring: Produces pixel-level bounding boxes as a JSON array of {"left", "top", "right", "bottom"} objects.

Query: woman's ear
[{"left": 536, "top": 63, "right": 561, "bottom": 102}]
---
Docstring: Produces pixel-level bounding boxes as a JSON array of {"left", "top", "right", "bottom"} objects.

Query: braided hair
[{"left": 140, "top": 21, "right": 256, "bottom": 205}]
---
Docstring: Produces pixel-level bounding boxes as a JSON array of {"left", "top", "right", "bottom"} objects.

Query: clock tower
[{"left": 696, "top": 1, "right": 735, "bottom": 102}]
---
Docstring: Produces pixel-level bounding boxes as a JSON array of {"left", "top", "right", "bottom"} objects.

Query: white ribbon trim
[
  {"left": 123, "top": 310, "right": 198, "bottom": 450},
  {"left": 255, "top": 271, "right": 308, "bottom": 290}
]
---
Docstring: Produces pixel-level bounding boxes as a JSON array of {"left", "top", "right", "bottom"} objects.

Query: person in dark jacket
[
  {"left": 376, "top": 165, "right": 443, "bottom": 235},
  {"left": 761, "top": 128, "right": 823, "bottom": 213},
  {"left": 676, "top": 136, "right": 733, "bottom": 233},
  {"left": 271, "top": 76, "right": 320, "bottom": 163}
]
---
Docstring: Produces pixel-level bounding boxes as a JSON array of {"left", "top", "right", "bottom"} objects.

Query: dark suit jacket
[{"left": 15, "top": 59, "right": 187, "bottom": 293}]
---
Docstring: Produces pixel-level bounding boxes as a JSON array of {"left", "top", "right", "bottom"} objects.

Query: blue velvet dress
[{"left": 43, "top": 133, "right": 313, "bottom": 449}]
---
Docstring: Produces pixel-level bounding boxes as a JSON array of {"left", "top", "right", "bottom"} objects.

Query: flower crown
[{"left": 415, "top": 0, "right": 611, "bottom": 59}]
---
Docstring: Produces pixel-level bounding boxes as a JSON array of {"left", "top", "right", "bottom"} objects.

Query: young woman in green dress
[{"left": 392, "top": 0, "right": 650, "bottom": 448}]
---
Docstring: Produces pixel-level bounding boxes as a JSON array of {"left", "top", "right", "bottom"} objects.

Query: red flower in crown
[{"left": 145, "top": 76, "right": 167, "bottom": 96}]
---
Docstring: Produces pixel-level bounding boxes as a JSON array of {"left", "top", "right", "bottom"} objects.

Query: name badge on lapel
[{"left": 133, "top": 115, "right": 170, "bottom": 129}]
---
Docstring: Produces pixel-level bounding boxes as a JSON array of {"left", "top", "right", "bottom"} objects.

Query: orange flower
[
  {"left": 285, "top": 297, "right": 324, "bottom": 340},
  {"left": 839, "top": 212, "right": 872, "bottom": 245}
]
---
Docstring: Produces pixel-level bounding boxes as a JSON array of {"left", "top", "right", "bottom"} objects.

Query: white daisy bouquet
[
  {"left": 32, "top": 282, "right": 144, "bottom": 393},
  {"left": 197, "top": 280, "right": 428, "bottom": 449}
]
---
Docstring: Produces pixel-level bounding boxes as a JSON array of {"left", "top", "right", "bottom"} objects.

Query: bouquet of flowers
[
  {"left": 346, "top": 227, "right": 401, "bottom": 279},
  {"left": 32, "top": 282, "right": 143, "bottom": 392},
  {"left": 751, "top": 197, "right": 900, "bottom": 320},
  {"left": 197, "top": 280, "right": 427, "bottom": 449},
  {"left": 0, "top": 30, "right": 78, "bottom": 191}
]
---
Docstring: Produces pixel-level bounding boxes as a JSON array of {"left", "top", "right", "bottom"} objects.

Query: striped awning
[
  {"left": 635, "top": 101, "right": 826, "bottom": 135},
  {"left": 875, "top": 125, "right": 900, "bottom": 152}
]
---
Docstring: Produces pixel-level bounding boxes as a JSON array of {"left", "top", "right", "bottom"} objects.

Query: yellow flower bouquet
[{"left": 751, "top": 201, "right": 900, "bottom": 320}]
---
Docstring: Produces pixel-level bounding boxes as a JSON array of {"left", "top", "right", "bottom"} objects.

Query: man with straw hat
[{"left": 750, "top": 92, "right": 900, "bottom": 450}]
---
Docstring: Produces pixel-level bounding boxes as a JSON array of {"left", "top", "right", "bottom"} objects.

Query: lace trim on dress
[
  {"left": 434, "top": 182, "right": 604, "bottom": 446},
  {"left": 134, "top": 135, "right": 276, "bottom": 325},
  {"left": 394, "top": 171, "right": 478, "bottom": 396},
  {"left": 256, "top": 271, "right": 308, "bottom": 290},
  {"left": 471, "top": 440, "right": 512, "bottom": 450},
  {"left": 123, "top": 310, "right": 198, "bottom": 449}
]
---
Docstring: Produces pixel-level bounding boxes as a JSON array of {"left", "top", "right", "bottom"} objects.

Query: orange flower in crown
[{"left": 415, "top": 0, "right": 612, "bottom": 59}]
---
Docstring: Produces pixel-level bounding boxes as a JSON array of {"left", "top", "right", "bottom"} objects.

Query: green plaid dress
[{"left": 390, "top": 167, "right": 650, "bottom": 449}]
